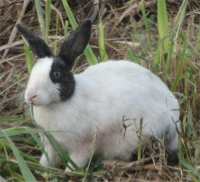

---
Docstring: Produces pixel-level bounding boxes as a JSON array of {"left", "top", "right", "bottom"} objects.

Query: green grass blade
[
  {"left": 178, "top": 154, "right": 200, "bottom": 179},
  {"left": 127, "top": 48, "right": 137, "bottom": 63},
  {"left": 172, "top": 35, "right": 187, "bottom": 91},
  {"left": 61, "top": 0, "right": 77, "bottom": 29},
  {"left": 0, "top": 128, "right": 43, "bottom": 138},
  {"left": 84, "top": 47, "right": 99, "bottom": 65},
  {"left": 137, "top": 118, "right": 143, "bottom": 161},
  {"left": 53, "top": 14, "right": 59, "bottom": 55},
  {"left": 0, "top": 116, "right": 27, "bottom": 122},
  {"left": 154, "top": 36, "right": 168, "bottom": 65},
  {"left": 64, "top": 21, "right": 69, "bottom": 38},
  {"left": 166, "top": 0, "right": 187, "bottom": 74},
  {"left": 154, "top": 45, "right": 161, "bottom": 66},
  {"left": 31, "top": 132, "right": 52, "bottom": 169},
  {"left": 98, "top": 21, "right": 108, "bottom": 61},
  {"left": 83, "top": 134, "right": 96, "bottom": 181},
  {"left": 173, "top": 0, "right": 187, "bottom": 53},
  {"left": 165, "top": 31, "right": 175, "bottom": 74},
  {"left": 62, "top": 0, "right": 98, "bottom": 65},
  {"left": 34, "top": 0, "right": 45, "bottom": 38},
  {"left": 178, "top": 134, "right": 182, "bottom": 167},
  {"left": 23, "top": 43, "right": 34, "bottom": 74},
  {"left": 140, "top": 2, "right": 151, "bottom": 46},
  {"left": 157, "top": 0, "right": 169, "bottom": 53},
  {"left": 4, "top": 132, "right": 36, "bottom": 182},
  {"left": 195, "top": 22, "right": 200, "bottom": 59},
  {"left": 45, "top": 0, "right": 51, "bottom": 43}
]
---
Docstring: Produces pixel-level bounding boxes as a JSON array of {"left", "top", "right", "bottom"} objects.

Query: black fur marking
[
  {"left": 57, "top": 19, "right": 91, "bottom": 71},
  {"left": 16, "top": 24, "right": 53, "bottom": 58},
  {"left": 17, "top": 20, "right": 91, "bottom": 101},
  {"left": 49, "top": 20, "right": 91, "bottom": 100},
  {"left": 50, "top": 57, "right": 75, "bottom": 101}
]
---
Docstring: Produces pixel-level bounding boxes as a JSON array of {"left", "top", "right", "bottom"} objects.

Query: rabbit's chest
[
  {"left": 32, "top": 105, "right": 82, "bottom": 140},
  {"left": 33, "top": 106, "right": 61, "bottom": 131}
]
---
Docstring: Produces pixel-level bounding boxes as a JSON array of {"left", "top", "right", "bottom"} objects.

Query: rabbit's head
[{"left": 17, "top": 20, "right": 91, "bottom": 105}]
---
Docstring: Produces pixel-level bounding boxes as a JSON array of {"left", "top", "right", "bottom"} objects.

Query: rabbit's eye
[{"left": 53, "top": 70, "right": 61, "bottom": 78}]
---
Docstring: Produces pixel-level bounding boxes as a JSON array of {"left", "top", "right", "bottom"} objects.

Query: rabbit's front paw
[
  {"left": 40, "top": 151, "right": 60, "bottom": 168},
  {"left": 40, "top": 153, "right": 52, "bottom": 167},
  {"left": 64, "top": 151, "right": 90, "bottom": 173},
  {"left": 64, "top": 167, "right": 72, "bottom": 173}
]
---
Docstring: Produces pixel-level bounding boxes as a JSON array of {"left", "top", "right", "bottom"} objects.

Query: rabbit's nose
[
  {"left": 28, "top": 94, "right": 37, "bottom": 103},
  {"left": 25, "top": 89, "right": 37, "bottom": 104},
  {"left": 30, "top": 94, "right": 37, "bottom": 101}
]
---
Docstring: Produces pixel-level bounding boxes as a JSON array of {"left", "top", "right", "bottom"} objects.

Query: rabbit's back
[
  {"left": 77, "top": 60, "right": 179, "bottom": 155},
  {"left": 82, "top": 60, "right": 178, "bottom": 115}
]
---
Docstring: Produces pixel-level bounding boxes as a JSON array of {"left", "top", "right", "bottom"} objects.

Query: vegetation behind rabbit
[{"left": 16, "top": 20, "right": 180, "bottom": 172}]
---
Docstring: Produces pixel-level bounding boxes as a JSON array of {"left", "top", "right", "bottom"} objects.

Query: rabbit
[{"left": 16, "top": 20, "right": 180, "bottom": 172}]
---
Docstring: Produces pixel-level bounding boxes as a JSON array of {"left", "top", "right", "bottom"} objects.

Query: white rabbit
[{"left": 16, "top": 20, "right": 179, "bottom": 172}]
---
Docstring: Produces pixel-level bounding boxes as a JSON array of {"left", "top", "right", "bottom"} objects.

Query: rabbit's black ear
[
  {"left": 16, "top": 24, "right": 53, "bottom": 58},
  {"left": 57, "top": 19, "right": 92, "bottom": 71}
]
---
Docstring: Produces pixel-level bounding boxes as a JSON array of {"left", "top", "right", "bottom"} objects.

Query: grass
[{"left": 0, "top": 0, "right": 200, "bottom": 181}]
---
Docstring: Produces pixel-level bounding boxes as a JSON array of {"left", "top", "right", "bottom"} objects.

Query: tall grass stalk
[
  {"left": 31, "top": 132, "right": 52, "bottom": 169},
  {"left": 45, "top": 0, "right": 51, "bottom": 43},
  {"left": 173, "top": 0, "right": 188, "bottom": 54},
  {"left": 140, "top": 2, "right": 151, "bottom": 46},
  {"left": 23, "top": 43, "right": 33, "bottom": 74},
  {"left": 53, "top": 14, "right": 59, "bottom": 55},
  {"left": 157, "top": 0, "right": 169, "bottom": 54},
  {"left": 137, "top": 118, "right": 143, "bottom": 161},
  {"left": 154, "top": 36, "right": 168, "bottom": 68},
  {"left": 165, "top": 0, "right": 188, "bottom": 74},
  {"left": 64, "top": 21, "right": 69, "bottom": 38},
  {"left": 178, "top": 134, "right": 182, "bottom": 167},
  {"left": 34, "top": 0, "right": 45, "bottom": 38},
  {"left": 128, "top": 28, "right": 138, "bottom": 63},
  {"left": 4, "top": 132, "right": 36, "bottom": 181},
  {"left": 155, "top": 0, "right": 170, "bottom": 71},
  {"left": 98, "top": 21, "right": 108, "bottom": 61},
  {"left": 61, "top": 0, "right": 77, "bottom": 29},
  {"left": 178, "top": 154, "right": 200, "bottom": 180},
  {"left": 0, "top": 128, "right": 43, "bottom": 138},
  {"left": 172, "top": 35, "right": 187, "bottom": 91},
  {"left": 127, "top": 48, "right": 137, "bottom": 63},
  {"left": 195, "top": 22, "right": 200, "bottom": 59},
  {"left": 83, "top": 134, "right": 96, "bottom": 181}
]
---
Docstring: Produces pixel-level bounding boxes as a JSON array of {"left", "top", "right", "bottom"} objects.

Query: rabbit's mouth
[{"left": 25, "top": 92, "right": 56, "bottom": 106}]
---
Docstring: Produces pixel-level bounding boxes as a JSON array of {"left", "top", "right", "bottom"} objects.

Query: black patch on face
[{"left": 50, "top": 57, "right": 75, "bottom": 101}]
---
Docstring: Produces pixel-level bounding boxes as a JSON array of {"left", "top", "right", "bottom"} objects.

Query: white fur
[
  {"left": 25, "top": 59, "right": 180, "bottom": 171},
  {"left": 25, "top": 57, "right": 60, "bottom": 105}
]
